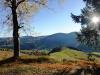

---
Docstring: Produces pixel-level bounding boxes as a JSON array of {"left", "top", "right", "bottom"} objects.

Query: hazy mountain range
[{"left": 0, "top": 32, "right": 93, "bottom": 51}]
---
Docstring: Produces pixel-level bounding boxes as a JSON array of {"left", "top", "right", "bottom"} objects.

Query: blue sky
[
  {"left": 0, "top": 0, "right": 85, "bottom": 37},
  {"left": 29, "top": 0, "right": 85, "bottom": 36}
]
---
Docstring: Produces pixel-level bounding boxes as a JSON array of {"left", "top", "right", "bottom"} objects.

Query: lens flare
[{"left": 92, "top": 16, "right": 99, "bottom": 24}]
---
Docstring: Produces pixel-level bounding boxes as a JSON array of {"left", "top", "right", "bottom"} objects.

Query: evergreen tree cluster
[{"left": 71, "top": 0, "right": 100, "bottom": 49}]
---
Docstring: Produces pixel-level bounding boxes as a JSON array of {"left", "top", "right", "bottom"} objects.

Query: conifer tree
[{"left": 71, "top": 0, "right": 100, "bottom": 50}]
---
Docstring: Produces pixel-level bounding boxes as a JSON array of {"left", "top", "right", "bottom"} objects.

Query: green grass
[
  {"left": 20, "top": 48, "right": 88, "bottom": 62},
  {"left": 20, "top": 50, "right": 34, "bottom": 52},
  {"left": 92, "top": 52, "right": 100, "bottom": 56},
  {"left": 49, "top": 48, "right": 100, "bottom": 63},
  {"left": 50, "top": 48, "right": 88, "bottom": 61}
]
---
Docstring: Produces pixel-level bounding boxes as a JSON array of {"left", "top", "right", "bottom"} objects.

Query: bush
[{"left": 48, "top": 47, "right": 62, "bottom": 55}]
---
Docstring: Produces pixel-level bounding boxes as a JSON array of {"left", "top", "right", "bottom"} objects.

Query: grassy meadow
[{"left": 0, "top": 48, "right": 100, "bottom": 75}]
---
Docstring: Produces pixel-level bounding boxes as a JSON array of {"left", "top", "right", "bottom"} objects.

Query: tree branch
[
  {"left": 17, "top": 0, "right": 26, "bottom": 7},
  {"left": 17, "top": 0, "right": 55, "bottom": 12}
]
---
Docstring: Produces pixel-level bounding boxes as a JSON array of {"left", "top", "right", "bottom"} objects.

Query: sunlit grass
[
  {"left": 50, "top": 48, "right": 88, "bottom": 62},
  {"left": 0, "top": 51, "right": 13, "bottom": 61}
]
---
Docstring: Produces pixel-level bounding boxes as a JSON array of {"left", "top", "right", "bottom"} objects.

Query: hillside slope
[
  {"left": 0, "top": 32, "right": 94, "bottom": 51},
  {"left": 50, "top": 48, "right": 88, "bottom": 61}
]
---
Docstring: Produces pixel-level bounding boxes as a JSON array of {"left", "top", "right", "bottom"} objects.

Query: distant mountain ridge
[
  {"left": 37, "top": 32, "right": 78, "bottom": 49},
  {"left": 0, "top": 32, "right": 93, "bottom": 51}
]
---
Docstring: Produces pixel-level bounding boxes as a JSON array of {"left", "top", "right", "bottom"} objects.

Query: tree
[
  {"left": 0, "top": 0, "right": 66, "bottom": 59},
  {"left": 71, "top": 0, "right": 100, "bottom": 50},
  {"left": 0, "top": 0, "right": 49, "bottom": 59}
]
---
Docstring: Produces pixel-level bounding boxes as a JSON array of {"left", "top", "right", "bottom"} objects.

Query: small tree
[{"left": 71, "top": 0, "right": 100, "bottom": 50}]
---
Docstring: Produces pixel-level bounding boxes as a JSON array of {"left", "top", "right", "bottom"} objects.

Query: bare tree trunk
[{"left": 11, "top": 0, "right": 20, "bottom": 59}]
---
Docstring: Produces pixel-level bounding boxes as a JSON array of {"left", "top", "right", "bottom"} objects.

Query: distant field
[{"left": 0, "top": 48, "right": 100, "bottom": 62}]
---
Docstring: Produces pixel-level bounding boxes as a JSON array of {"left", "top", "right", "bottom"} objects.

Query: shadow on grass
[
  {"left": 0, "top": 57, "right": 17, "bottom": 65},
  {"left": 0, "top": 57, "right": 100, "bottom": 75},
  {"left": 53, "top": 67, "right": 100, "bottom": 75},
  {"left": 0, "top": 56, "right": 52, "bottom": 65}
]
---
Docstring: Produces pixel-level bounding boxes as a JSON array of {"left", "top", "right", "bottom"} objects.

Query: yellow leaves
[
  {"left": 16, "top": 0, "right": 48, "bottom": 27},
  {"left": 17, "top": 0, "right": 48, "bottom": 18}
]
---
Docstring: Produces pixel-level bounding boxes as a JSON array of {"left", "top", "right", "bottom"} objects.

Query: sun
[{"left": 92, "top": 16, "right": 99, "bottom": 24}]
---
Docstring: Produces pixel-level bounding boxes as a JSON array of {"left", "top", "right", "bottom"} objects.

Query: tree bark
[{"left": 11, "top": 0, "right": 20, "bottom": 59}]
